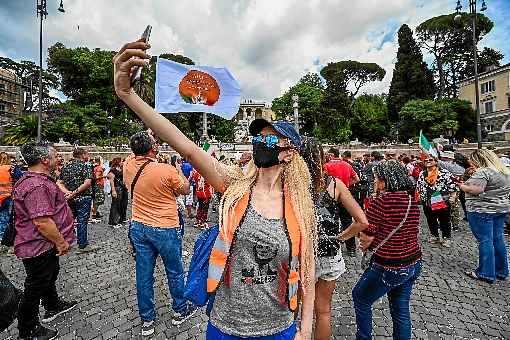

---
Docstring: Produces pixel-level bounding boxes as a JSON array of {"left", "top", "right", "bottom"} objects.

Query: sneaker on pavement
[
  {"left": 20, "top": 324, "right": 58, "bottom": 340},
  {"left": 347, "top": 250, "right": 357, "bottom": 257},
  {"left": 441, "top": 238, "right": 451, "bottom": 248},
  {"left": 113, "top": 224, "right": 123, "bottom": 229},
  {"left": 76, "top": 244, "right": 101, "bottom": 254},
  {"left": 41, "top": 300, "right": 78, "bottom": 323},
  {"left": 141, "top": 320, "right": 155, "bottom": 337},
  {"left": 428, "top": 236, "right": 441, "bottom": 244},
  {"left": 171, "top": 304, "right": 198, "bottom": 326}
]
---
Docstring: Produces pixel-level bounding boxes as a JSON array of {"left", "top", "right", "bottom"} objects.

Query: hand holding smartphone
[{"left": 130, "top": 25, "right": 152, "bottom": 86}]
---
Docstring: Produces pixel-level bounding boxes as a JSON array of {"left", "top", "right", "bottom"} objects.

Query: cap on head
[{"left": 249, "top": 118, "right": 301, "bottom": 148}]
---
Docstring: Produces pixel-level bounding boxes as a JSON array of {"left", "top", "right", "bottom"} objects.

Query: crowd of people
[{"left": 0, "top": 38, "right": 508, "bottom": 340}]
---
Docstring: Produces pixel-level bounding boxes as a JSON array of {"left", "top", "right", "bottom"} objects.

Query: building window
[
  {"left": 0, "top": 104, "right": 5, "bottom": 112},
  {"left": 508, "top": 96, "right": 510, "bottom": 109},
  {"left": 486, "top": 124, "right": 494, "bottom": 132},
  {"left": 484, "top": 101, "right": 494, "bottom": 113},
  {"left": 0, "top": 84, "right": 5, "bottom": 90},
  {"left": 481, "top": 80, "right": 496, "bottom": 94}
]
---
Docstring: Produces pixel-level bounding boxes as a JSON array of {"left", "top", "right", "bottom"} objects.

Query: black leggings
[
  {"left": 109, "top": 188, "right": 128, "bottom": 225},
  {"left": 423, "top": 204, "right": 452, "bottom": 239}
]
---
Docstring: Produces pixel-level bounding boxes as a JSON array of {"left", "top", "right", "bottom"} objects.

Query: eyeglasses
[
  {"left": 252, "top": 134, "right": 281, "bottom": 148},
  {"left": 425, "top": 158, "right": 435, "bottom": 162}
]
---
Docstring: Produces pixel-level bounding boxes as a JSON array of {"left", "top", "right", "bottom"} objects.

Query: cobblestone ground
[{"left": 1, "top": 197, "right": 509, "bottom": 340}]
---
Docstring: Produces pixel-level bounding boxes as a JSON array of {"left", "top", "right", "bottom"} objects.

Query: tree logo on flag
[{"left": 178, "top": 70, "right": 220, "bottom": 106}]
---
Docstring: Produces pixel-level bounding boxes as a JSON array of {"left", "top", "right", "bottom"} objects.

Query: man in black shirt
[{"left": 57, "top": 148, "right": 97, "bottom": 253}]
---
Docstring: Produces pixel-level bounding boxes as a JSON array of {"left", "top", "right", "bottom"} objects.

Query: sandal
[{"left": 465, "top": 271, "right": 494, "bottom": 284}]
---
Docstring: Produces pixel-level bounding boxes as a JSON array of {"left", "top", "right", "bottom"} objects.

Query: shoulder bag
[{"left": 360, "top": 195, "right": 412, "bottom": 270}]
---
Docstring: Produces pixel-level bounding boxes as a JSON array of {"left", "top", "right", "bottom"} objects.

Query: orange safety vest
[
  {"left": 0, "top": 165, "right": 13, "bottom": 206},
  {"left": 207, "top": 188, "right": 301, "bottom": 311}
]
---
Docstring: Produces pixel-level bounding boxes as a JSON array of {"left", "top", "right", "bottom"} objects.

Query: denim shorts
[{"left": 316, "top": 253, "right": 346, "bottom": 281}]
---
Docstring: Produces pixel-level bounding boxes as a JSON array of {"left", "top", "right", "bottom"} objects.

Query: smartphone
[{"left": 130, "top": 25, "right": 152, "bottom": 86}]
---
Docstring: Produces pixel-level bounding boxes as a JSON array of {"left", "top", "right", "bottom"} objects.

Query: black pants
[
  {"left": 423, "top": 204, "right": 452, "bottom": 239},
  {"left": 18, "top": 248, "right": 60, "bottom": 337},
  {"left": 459, "top": 191, "right": 467, "bottom": 217},
  {"left": 109, "top": 188, "right": 128, "bottom": 225}
]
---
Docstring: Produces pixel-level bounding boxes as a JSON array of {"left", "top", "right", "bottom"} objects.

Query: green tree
[
  {"left": 398, "top": 98, "right": 474, "bottom": 140},
  {"left": 271, "top": 73, "right": 324, "bottom": 135},
  {"left": 387, "top": 24, "right": 435, "bottom": 122},
  {"left": 0, "top": 57, "right": 60, "bottom": 111},
  {"left": 351, "top": 94, "right": 390, "bottom": 143},
  {"left": 416, "top": 12, "right": 494, "bottom": 98},
  {"left": 462, "top": 47, "right": 504, "bottom": 78},
  {"left": 2, "top": 114, "right": 38, "bottom": 145},
  {"left": 320, "top": 61, "right": 386, "bottom": 102}
]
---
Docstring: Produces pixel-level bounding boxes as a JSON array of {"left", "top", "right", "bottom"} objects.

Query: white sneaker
[
  {"left": 428, "top": 236, "right": 441, "bottom": 244},
  {"left": 141, "top": 321, "right": 154, "bottom": 336},
  {"left": 441, "top": 238, "right": 451, "bottom": 248},
  {"left": 113, "top": 224, "right": 123, "bottom": 229}
]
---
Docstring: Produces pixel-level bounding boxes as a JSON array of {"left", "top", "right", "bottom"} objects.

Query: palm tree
[{"left": 3, "top": 114, "right": 38, "bottom": 145}]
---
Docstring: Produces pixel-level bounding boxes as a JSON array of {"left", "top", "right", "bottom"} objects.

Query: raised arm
[{"left": 113, "top": 40, "right": 225, "bottom": 192}]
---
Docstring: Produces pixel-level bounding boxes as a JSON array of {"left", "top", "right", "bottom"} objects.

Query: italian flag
[
  {"left": 430, "top": 191, "right": 447, "bottom": 210},
  {"left": 419, "top": 130, "right": 438, "bottom": 159},
  {"left": 202, "top": 141, "right": 216, "bottom": 155}
]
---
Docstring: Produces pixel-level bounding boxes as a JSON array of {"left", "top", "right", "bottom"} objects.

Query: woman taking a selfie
[
  {"left": 300, "top": 137, "right": 368, "bottom": 340},
  {"left": 113, "top": 40, "right": 316, "bottom": 340}
]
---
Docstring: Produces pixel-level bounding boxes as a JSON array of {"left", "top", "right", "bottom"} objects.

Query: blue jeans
[
  {"left": 352, "top": 261, "right": 422, "bottom": 340},
  {"left": 467, "top": 212, "right": 509, "bottom": 281},
  {"left": 206, "top": 321, "right": 296, "bottom": 340},
  {"left": 69, "top": 196, "right": 92, "bottom": 248},
  {"left": 130, "top": 221, "right": 186, "bottom": 321},
  {"left": 0, "top": 198, "right": 12, "bottom": 240}
]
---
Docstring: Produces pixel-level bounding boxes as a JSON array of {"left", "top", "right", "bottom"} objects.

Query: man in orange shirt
[{"left": 123, "top": 131, "right": 194, "bottom": 337}]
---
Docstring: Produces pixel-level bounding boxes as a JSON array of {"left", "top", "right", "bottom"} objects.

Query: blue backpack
[{"left": 184, "top": 224, "right": 219, "bottom": 312}]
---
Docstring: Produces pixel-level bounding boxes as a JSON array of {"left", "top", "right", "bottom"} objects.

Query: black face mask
[{"left": 252, "top": 142, "right": 283, "bottom": 168}]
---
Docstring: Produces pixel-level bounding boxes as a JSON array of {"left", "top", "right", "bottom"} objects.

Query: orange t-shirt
[{"left": 123, "top": 155, "right": 185, "bottom": 228}]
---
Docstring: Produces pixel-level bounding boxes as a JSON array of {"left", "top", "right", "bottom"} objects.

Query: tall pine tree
[{"left": 387, "top": 24, "right": 435, "bottom": 122}]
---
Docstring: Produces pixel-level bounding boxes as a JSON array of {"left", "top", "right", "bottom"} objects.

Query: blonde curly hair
[{"left": 217, "top": 152, "right": 318, "bottom": 291}]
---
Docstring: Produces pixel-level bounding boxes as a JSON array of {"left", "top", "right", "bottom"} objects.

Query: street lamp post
[
  {"left": 454, "top": 0, "right": 487, "bottom": 149},
  {"left": 202, "top": 112, "right": 208, "bottom": 140},
  {"left": 36, "top": 0, "right": 65, "bottom": 143},
  {"left": 107, "top": 114, "right": 112, "bottom": 148},
  {"left": 292, "top": 94, "right": 299, "bottom": 133}
]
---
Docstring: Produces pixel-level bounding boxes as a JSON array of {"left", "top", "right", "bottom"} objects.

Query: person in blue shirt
[{"left": 181, "top": 158, "right": 195, "bottom": 218}]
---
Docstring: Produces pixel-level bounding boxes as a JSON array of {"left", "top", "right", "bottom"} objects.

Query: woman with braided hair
[
  {"left": 113, "top": 39, "right": 316, "bottom": 340},
  {"left": 354, "top": 160, "right": 422, "bottom": 340},
  {"left": 300, "top": 137, "right": 368, "bottom": 340}
]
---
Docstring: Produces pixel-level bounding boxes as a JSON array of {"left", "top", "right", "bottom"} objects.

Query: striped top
[{"left": 364, "top": 191, "right": 421, "bottom": 268}]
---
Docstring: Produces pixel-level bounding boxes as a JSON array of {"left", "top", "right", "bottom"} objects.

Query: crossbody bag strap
[
  {"left": 371, "top": 195, "right": 412, "bottom": 253},
  {"left": 130, "top": 160, "right": 152, "bottom": 200}
]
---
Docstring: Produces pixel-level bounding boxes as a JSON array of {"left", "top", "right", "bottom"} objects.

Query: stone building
[
  {"left": 232, "top": 99, "right": 276, "bottom": 142},
  {"left": 0, "top": 68, "right": 25, "bottom": 138},
  {"left": 458, "top": 63, "right": 510, "bottom": 141}
]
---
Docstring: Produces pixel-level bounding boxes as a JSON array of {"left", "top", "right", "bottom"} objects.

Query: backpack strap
[{"left": 130, "top": 160, "right": 152, "bottom": 200}]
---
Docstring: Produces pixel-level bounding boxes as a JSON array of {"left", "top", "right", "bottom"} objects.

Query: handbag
[{"left": 360, "top": 195, "right": 412, "bottom": 270}]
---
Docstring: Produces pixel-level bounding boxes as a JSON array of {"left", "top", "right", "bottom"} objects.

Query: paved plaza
[{"left": 1, "top": 198, "right": 509, "bottom": 340}]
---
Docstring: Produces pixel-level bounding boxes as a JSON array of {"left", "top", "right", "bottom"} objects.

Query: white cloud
[{"left": 25, "top": 0, "right": 462, "bottom": 101}]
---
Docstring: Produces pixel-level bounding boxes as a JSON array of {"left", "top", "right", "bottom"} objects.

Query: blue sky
[{"left": 1, "top": 0, "right": 509, "bottom": 101}]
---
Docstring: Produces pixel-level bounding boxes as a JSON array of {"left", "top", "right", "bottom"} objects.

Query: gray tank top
[{"left": 209, "top": 204, "right": 294, "bottom": 337}]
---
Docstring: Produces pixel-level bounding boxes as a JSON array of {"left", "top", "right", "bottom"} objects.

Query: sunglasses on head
[{"left": 252, "top": 134, "right": 282, "bottom": 148}]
